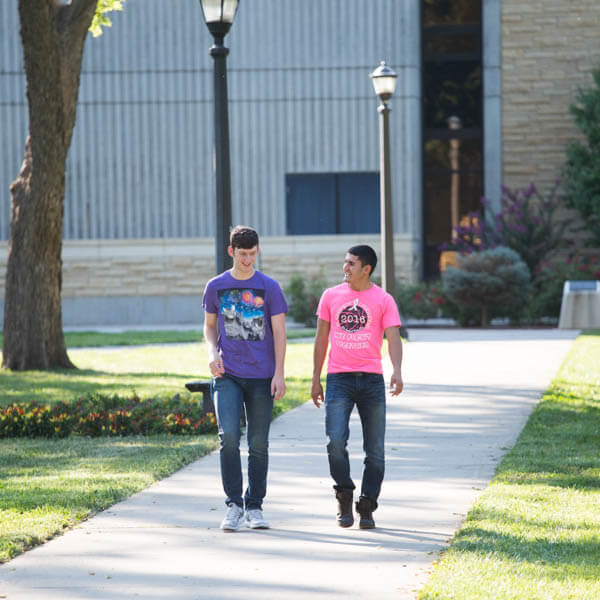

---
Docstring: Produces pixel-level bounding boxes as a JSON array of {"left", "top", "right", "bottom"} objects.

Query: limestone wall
[
  {"left": 502, "top": 1, "right": 600, "bottom": 191},
  {"left": 0, "top": 235, "right": 417, "bottom": 326}
]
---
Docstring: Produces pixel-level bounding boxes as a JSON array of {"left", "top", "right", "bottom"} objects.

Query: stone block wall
[
  {"left": 502, "top": 1, "right": 600, "bottom": 191},
  {"left": 0, "top": 235, "right": 417, "bottom": 327}
]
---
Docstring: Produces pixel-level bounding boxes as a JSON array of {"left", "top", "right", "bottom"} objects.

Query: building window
[
  {"left": 422, "top": 0, "right": 483, "bottom": 278},
  {"left": 286, "top": 172, "right": 380, "bottom": 235}
]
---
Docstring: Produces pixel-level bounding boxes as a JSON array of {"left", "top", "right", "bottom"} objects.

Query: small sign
[{"left": 566, "top": 280, "right": 598, "bottom": 292}]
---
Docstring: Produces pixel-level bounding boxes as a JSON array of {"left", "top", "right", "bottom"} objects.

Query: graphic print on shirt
[
  {"left": 334, "top": 298, "right": 372, "bottom": 349},
  {"left": 218, "top": 288, "right": 265, "bottom": 341}
]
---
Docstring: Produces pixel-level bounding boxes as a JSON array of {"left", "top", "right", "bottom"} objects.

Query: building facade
[{"left": 0, "top": 1, "right": 598, "bottom": 326}]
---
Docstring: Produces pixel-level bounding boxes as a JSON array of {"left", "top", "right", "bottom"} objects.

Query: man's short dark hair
[
  {"left": 230, "top": 225, "right": 259, "bottom": 249},
  {"left": 348, "top": 245, "right": 378, "bottom": 277}
]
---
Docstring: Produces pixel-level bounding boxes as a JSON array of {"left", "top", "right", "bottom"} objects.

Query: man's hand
[
  {"left": 390, "top": 370, "right": 403, "bottom": 396},
  {"left": 311, "top": 318, "right": 330, "bottom": 408},
  {"left": 209, "top": 356, "right": 225, "bottom": 378},
  {"left": 385, "top": 326, "right": 403, "bottom": 396},
  {"left": 311, "top": 379, "right": 324, "bottom": 408},
  {"left": 204, "top": 313, "right": 224, "bottom": 378},
  {"left": 271, "top": 374, "right": 286, "bottom": 402}
]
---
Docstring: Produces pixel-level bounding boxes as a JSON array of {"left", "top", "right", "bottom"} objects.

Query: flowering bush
[
  {"left": 0, "top": 393, "right": 218, "bottom": 439},
  {"left": 446, "top": 182, "right": 574, "bottom": 275},
  {"left": 396, "top": 281, "right": 446, "bottom": 320},
  {"left": 528, "top": 253, "right": 600, "bottom": 320}
]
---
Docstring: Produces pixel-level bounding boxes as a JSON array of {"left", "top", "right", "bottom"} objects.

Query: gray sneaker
[
  {"left": 220, "top": 503, "right": 244, "bottom": 532},
  {"left": 244, "top": 508, "right": 270, "bottom": 529}
]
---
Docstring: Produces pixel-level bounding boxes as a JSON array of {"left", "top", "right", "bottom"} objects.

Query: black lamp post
[
  {"left": 199, "top": 0, "right": 240, "bottom": 273},
  {"left": 370, "top": 61, "right": 398, "bottom": 297},
  {"left": 447, "top": 115, "right": 462, "bottom": 241}
]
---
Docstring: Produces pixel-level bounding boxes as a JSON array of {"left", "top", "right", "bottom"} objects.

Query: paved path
[{"left": 0, "top": 328, "right": 578, "bottom": 599}]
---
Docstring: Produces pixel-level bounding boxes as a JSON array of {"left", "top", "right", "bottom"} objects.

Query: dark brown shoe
[
  {"left": 355, "top": 497, "right": 376, "bottom": 529},
  {"left": 335, "top": 490, "right": 354, "bottom": 527}
]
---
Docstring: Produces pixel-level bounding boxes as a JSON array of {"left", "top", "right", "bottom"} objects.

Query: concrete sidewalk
[{"left": 0, "top": 328, "right": 579, "bottom": 599}]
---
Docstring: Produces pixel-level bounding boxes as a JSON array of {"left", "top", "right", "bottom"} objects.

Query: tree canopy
[{"left": 562, "top": 67, "right": 600, "bottom": 246}]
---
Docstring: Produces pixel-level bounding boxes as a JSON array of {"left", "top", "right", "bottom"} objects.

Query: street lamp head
[
  {"left": 370, "top": 61, "right": 397, "bottom": 104},
  {"left": 447, "top": 115, "right": 462, "bottom": 130},
  {"left": 199, "top": 0, "right": 240, "bottom": 42}
]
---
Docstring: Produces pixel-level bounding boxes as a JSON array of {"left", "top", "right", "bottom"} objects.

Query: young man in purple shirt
[{"left": 203, "top": 226, "right": 288, "bottom": 531}]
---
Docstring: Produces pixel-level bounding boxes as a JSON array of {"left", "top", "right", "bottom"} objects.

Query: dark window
[
  {"left": 286, "top": 172, "right": 380, "bottom": 235},
  {"left": 422, "top": 0, "right": 483, "bottom": 279},
  {"left": 423, "top": 0, "right": 481, "bottom": 25}
]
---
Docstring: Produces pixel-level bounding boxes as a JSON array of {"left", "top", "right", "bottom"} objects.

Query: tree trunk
[
  {"left": 480, "top": 305, "right": 489, "bottom": 327},
  {"left": 2, "top": 0, "right": 97, "bottom": 370}
]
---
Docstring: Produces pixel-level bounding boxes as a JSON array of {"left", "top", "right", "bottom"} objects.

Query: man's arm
[
  {"left": 204, "top": 312, "right": 225, "bottom": 377},
  {"left": 385, "top": 326, "right": 403, "bottom": 396},
  {"left": 311, "top": 318, "right": 331, "bottom": 408},
  {"left": 270, "top": 312, "right": 287, "bottom": 401}
]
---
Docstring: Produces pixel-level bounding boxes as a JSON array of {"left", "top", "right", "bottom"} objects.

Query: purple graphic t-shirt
[{"left": 203, "top": 270, "right": 288, "bottom": 379}]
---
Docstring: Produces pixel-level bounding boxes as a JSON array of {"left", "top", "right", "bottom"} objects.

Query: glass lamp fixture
[
  {"left": 370, "top": 61, "right": 398, "bottom": 104},
  {"left": 199, "top": 0, "right": 240, "bottom": 39}
]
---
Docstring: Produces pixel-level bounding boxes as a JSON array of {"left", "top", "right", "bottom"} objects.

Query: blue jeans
[
  {"left": 325, "top": 372, "right": 386, "bottom": 502},
  {"left": 213, "top": 374, "right": 273, "bottom": 510}
]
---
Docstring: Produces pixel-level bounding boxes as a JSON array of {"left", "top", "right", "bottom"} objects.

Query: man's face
[
  {"left": 343, "top": 253, "right": 370, "bottom": 285},
  {"left": 230, "top": 245, "right": 259, "bottom": 273}
]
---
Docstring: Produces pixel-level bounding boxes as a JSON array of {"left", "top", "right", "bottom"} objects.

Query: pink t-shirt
[{"left": 316, "top": 282, "right": 402, "bottom": 374}]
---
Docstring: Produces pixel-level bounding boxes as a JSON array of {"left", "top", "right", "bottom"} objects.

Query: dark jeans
[
  {"left": 325, "top": 372, "right": 386, "bottom": 502},
  {"left": 213, "top": 374, "right": 273, "bottom": 510}
]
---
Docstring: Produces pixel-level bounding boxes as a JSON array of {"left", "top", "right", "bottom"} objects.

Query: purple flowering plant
[{"left": 443, "top": 181, "right": 574, "bottom": 275}]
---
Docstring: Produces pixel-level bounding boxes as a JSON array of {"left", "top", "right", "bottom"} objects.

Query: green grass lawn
[
  {"left": 0, "top": 435, "right": 217, "bottom": 563},
  {"left": 418, "top": 330, "right": 600, "bottom": 600},
  {"left": 0, "top": 327, "right": 316, "bottom": 351},
  {"left": 0, "top": 335, "right": 314, "bottom": 563},
  {"left": 0, "top": 333, "right": 316, "bottom": 406}
]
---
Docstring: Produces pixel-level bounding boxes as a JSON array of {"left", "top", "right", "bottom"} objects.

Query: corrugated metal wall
[
  {"left": 0, "top": 0, "right": 421, "bottom": 241},
  {"left": 0, "top": 1, "right": 27, "bottom": 242}
]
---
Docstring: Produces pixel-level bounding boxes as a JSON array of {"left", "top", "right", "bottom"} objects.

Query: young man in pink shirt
[{"left": 311, "top": 245, "right": 403, "bottom": 529}]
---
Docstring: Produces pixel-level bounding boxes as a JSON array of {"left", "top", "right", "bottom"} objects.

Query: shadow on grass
[
  {"left": 452, "top": 525, "right": 600, "bottom": 574},
  {"left": 0, "top": 482, "right": 141, "bottom": 514},
  {"left": 499, "top": 467, "right": 600, "bottom": 490},
  {"left": 2, "top": 371, "right": 313, "bottom": 406},
  {"left": 0, "top": 369, "right": 197, "bottom": 406},
  {"left": 466, "top": 504, "right": 599, "bottom": 535},
  {"left": 0, "top": 436, "right": 217, "bottom": 513},
  {"left": 492, "top": 399, "right": 600, "bottom": 490},
  {"left": 1, "top": 436, "right": 196, "bottom": 469}
]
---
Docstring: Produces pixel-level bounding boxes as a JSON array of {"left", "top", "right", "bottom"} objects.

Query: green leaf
[{"left": 89, "top": 0, "right": 125, "bottom": 38}]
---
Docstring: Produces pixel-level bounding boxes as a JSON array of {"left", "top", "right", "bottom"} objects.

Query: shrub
[
  {"left": 285, "top": 270, "right": 328, "bottom": 326},
  {"left": 396, "top": 281, "right": 446, "bottom": 320},
  {"left": 439, "top": 296, "right": 486, "bottom": 327},
  {"left": 442, "top": 246, "right": 531, "bottom": 326},
  {"left": 562, "top": 67, "right": 600, "bottom": 245},
  {"left": 447, "top": 182, "right": 574, "bottom": 276},
  {"left": 528, "top": 253, "right": 600, "bottom": 320}
]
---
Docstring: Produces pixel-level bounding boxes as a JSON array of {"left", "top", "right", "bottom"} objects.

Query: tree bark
[
  {"left": 480, "top": 305, "right": 488, "bottom": 327},
  {"left": 2, "top": 0, "right": 97, "bottom": 370}
]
